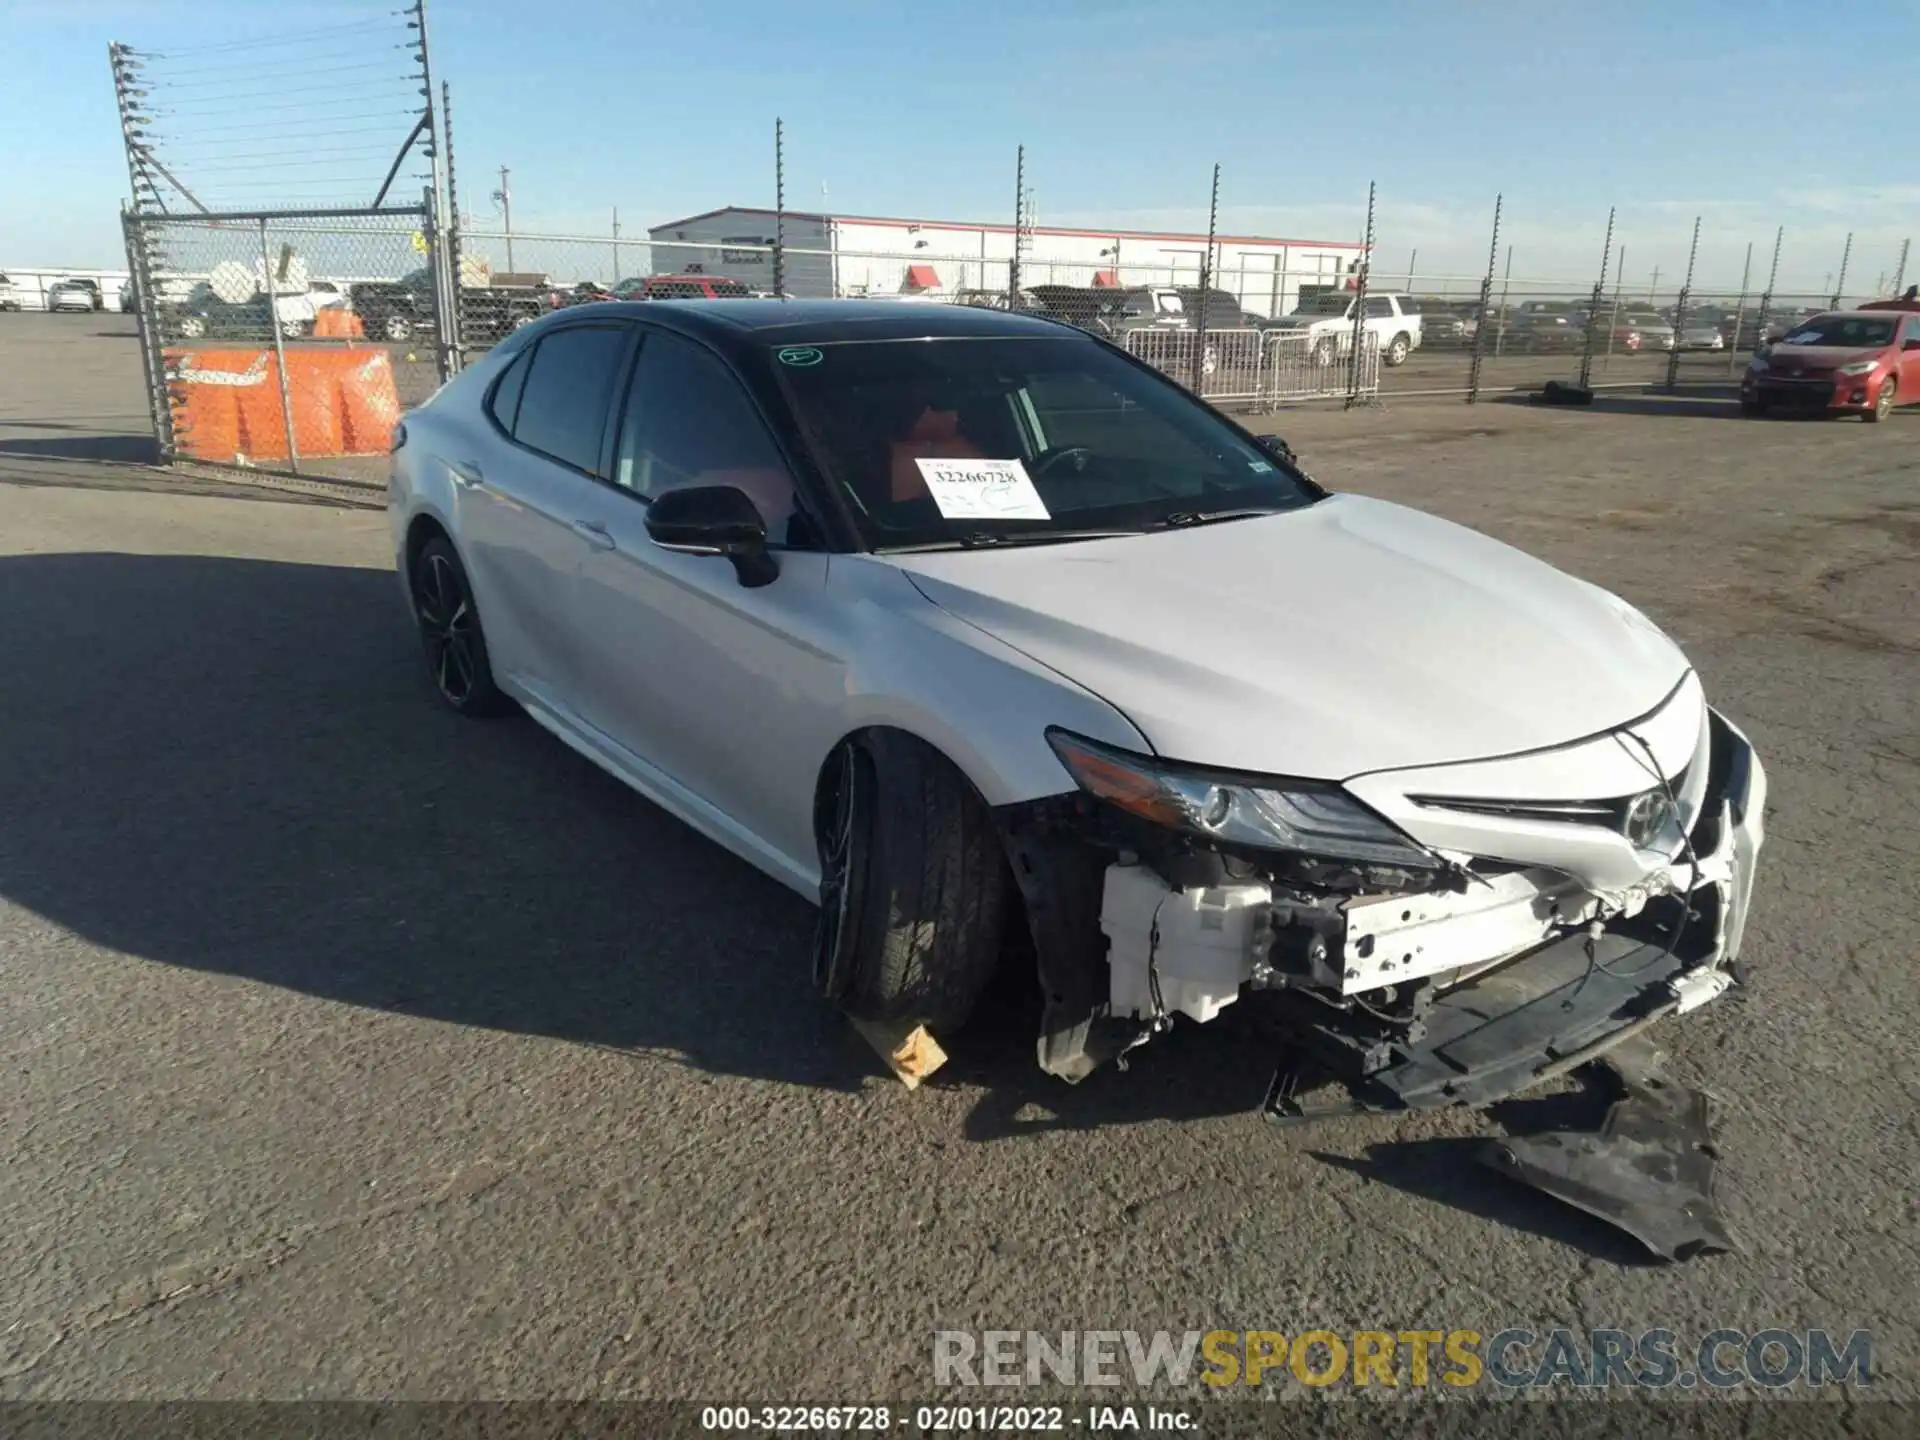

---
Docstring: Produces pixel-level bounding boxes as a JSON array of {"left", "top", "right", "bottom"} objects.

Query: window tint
[
  {"left": 486, "top": 347, "right": 532, "bottom": 432},
  {"left": 776, "top": 334, "right": 1315, "bottom": 551},
  {"left": 1364, "top": 296, "right": 1394, "bottom": 318},
  {"left": 512, "top": 325, "right": 629, "bottom": 473},
  {"left": 612, "top": 331, "right": 799, "bottom": 541}
]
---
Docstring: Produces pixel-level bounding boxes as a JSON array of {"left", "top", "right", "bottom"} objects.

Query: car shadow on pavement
[
  {"left": 0, "top": 550, "right": 868, "bottom": 1094},
  {"left": 0, "top": 550, "right": 1297, "bottom": 1129},
  {"left": 0, "top": 431, "right": 160, "bottom": 463}
]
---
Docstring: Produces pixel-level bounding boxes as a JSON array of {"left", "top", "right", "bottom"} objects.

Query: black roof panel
[{"left": 564, "top": 297, "right": 1083, "bottom": 344}]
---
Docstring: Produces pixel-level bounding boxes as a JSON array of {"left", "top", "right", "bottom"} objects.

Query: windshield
[
  {"left": 773, "top": 334, "right": 1318, "bottom": 550},
  {"left": 1293, "top": 293, "right": 1350, "bottom": 316},
  {"left": 1776, "top": 315, "right": 1894, "bottom": 347}
]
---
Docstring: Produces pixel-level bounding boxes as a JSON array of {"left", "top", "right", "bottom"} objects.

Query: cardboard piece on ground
[{"left": 850, "top": 1017, "right": 948, "bottom": 1090}]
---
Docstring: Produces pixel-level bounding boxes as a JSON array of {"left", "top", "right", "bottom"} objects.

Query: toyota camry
[{"left": 388, "top": 299, "right": 1767, "bottom": 1114}]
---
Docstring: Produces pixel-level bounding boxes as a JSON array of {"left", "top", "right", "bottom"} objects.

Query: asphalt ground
[{"left": 1, "top": 312, "right": 1916, "bottom": 1420}]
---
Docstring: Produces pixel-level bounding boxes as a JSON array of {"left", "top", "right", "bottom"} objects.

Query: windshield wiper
[
  {"left": 882, "top": 528, "right": 1149, "bottom": 553},
  {"left": 1152, "top": 507, "right": 1288, "bottom": 529}
]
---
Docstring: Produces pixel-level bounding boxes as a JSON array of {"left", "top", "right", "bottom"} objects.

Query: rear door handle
[
  {"left": 570, "top": 517, "right": 616, "bottom": 550},
  {"left": 449, "top": 459, "right": 484, "bottom": 489}
]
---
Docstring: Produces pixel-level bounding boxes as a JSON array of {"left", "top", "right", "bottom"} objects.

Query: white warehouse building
[{"left": 645, "top": 207, "right": 1368, "bottom": 318}]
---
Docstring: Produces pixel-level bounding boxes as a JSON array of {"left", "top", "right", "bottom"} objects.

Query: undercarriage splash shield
[{"left": 1480, "top": 1060, "right": 1742, "bottom": 1262}]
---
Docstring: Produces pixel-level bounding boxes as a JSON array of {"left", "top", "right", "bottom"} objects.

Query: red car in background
[{"left": 1741, "top": 307, "right": 1920, "bottom": 420}]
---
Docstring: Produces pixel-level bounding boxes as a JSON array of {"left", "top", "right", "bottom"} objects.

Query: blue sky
[{"left": 5, "top": 0, "right": 1915, "bottom": 291}]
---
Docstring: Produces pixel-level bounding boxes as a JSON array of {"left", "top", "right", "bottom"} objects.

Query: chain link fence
[{"left": 124, "top": 205, "right": 443, "bottom": 485}]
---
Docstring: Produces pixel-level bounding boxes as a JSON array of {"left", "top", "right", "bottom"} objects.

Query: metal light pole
[{"left": 492, "top": 166, "right": 514, "bottom": 272}]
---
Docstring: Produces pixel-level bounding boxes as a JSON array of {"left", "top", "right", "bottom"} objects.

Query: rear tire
[
  {"left": 409, "top": 536, "right": 511, "bottom": 717},
  {"left": 813, "top": 731, "right": 1014, "bottom": 1035},
  {"left": 1385, "top": 332, "right": 1411, "bottom": 366}
]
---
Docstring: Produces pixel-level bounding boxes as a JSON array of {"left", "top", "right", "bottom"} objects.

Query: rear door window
[
  {"left": 486, "top": 348, "right": 533, "bottom": 432},
  {"left": 509, "top": 324, "right": 630, "bottom": 474}
]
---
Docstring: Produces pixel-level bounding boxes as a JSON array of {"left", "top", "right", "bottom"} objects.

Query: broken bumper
[{"left": 1044, "top": 708, "right": 1766, "bottom": 1111}]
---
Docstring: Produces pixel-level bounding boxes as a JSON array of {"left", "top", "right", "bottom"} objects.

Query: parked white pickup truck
[{"left": 1265, "top": 290, "right": 1423, "bottom": 367}]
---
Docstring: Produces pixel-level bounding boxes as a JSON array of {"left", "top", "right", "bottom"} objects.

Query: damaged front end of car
[{"left": 994, "top": 674, "right": 1766, "bottom": 1116}]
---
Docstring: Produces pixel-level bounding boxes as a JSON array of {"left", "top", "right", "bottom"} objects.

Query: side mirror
[{"left": 644, "top": 484, "right": 779, "bottom": 588}]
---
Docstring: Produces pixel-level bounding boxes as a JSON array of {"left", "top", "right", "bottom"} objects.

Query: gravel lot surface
[{"left": 1, "top": 314, "right": 1915, "bottom": 1418}]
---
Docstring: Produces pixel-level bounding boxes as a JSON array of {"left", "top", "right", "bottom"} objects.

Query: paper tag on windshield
[{"left": 914, "top": 457, "right": 1051, "bottom": 521}]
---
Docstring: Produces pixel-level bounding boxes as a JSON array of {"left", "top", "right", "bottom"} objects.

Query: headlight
[
  {"left": 1045, "top": 730, "right": 1435, "bottom": 867},
  {"left": 1838, "top": 360, "right": 1878, "bottom": 376},
  {"left": 1747, "top": 357, "right": 1768, "bottom": 373}
]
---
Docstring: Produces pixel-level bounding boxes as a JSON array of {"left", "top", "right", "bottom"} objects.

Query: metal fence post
[
  {"left": 1893, "top": 237, "right": 1910, "bottom": 296},
  {"left": 1726, "top": 241, "right": 1753, "bottom": 376},
  {"left": 1192, "top": 163, "right": 1219, "bottom": 395},
  {"left": 1830, "top": 231, "right": 1852, "bottom": 310},
  {"left": 1345, "top": 181, "right": 1376, "bottom": 409},
  {"left": 440, "top": 81, "right": 465, "bottom": 374},
  {"left": 1577, "top": 207, "right": 1616, "bottom": 390},
  {"left": 1496, "top": 244, "right": 1513, "bottom": 357},
  {"left": 120, "top": 208, "right": 175, "bottom": 461},
  {"left": 773, "top": 118, "right": 786, "bottom": 301},
  {"left": 1665, "top": 215, "right": 1700, "bottom": 393},
  {"left": 1008, "top": 145, "right": 1025, "bottom": 305},
  {"left": 258, "top": 217, "right": 300, "bottom": 473},
  {"left": 1752, "top": 227, "right": 1783, "bottom": 356},
  {"left": 1465, "top": 194, "right": 1501, "bottom": 403}
]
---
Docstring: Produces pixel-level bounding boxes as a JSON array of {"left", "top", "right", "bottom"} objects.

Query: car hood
[
  {"left": 1764, "top": 343, "right": 1884, "bottom": 367},
  {"left": 888, "top": 494, "right": 1690, "bottom": 780},
  {"left": 1270, "top": 314, "right": 1343, "bottom": 328}
]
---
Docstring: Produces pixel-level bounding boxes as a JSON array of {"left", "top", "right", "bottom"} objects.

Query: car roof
[
  {"left": 1796, "top": 309, "right": 1898, "bottom": 323},
  {"left": 538, "top": 298, "right": 1086, "bottom": 346}
]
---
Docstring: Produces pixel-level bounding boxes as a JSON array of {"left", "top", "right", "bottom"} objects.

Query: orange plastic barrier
[
  {"left": 312, "top": 307, "right": 366, "bottom": 339},
  {"left": 166, "top": 346, "right": 401, "bottom": 463}
]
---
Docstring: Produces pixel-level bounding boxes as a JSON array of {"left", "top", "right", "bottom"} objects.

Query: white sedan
[{"left": 388, "top": 299, "right": 1766, "bottom": 1112}]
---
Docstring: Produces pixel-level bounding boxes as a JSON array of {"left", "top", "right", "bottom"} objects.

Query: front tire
[
  {"left": 1311, "top": 335, "right": 1338, "bottom": 367},
  {"left": 383, "top": 314, "right": 413, "bottom": 343},
  {"left": 410, "top": 536, "right": 510, "bottom": 716},
  {"left": 1865, "top": 376, "right": 1896, "bottom": 422},
  {"left": 813, "top": 732, "right": 1014, "bottom": 1035}
]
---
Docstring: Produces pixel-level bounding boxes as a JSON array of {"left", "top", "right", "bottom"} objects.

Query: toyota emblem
[{"left": 1623, "top": 789, "right": 1678, "bottom": 849}]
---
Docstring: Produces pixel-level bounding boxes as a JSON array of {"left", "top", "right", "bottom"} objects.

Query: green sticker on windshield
[{"left": 776, "top": 345, "right": 823, "bottom": 367}]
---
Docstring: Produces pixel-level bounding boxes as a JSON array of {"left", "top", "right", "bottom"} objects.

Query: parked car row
[{"left": 961, "top": 284, "right": 1424, "bottom": 367}]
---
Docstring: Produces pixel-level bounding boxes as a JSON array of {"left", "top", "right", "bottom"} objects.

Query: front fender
[{"left": 814, "top": 557, "right": 1149, "bottom": 811}]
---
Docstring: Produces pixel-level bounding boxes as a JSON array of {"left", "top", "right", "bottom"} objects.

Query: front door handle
[
  {"left": 570, "top": 517, "right": 616, "bottom": 550},
  {"left": 449, "top": 459, "right": 484, "bottom": 489}
]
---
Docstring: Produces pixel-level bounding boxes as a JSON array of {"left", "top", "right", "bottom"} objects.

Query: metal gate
[
  {"left": 122, "top": 203, "right": 448, "bottom": 483},
  {"left": 1124, "top": 327, "right": 1381, "bottom": 408}
]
